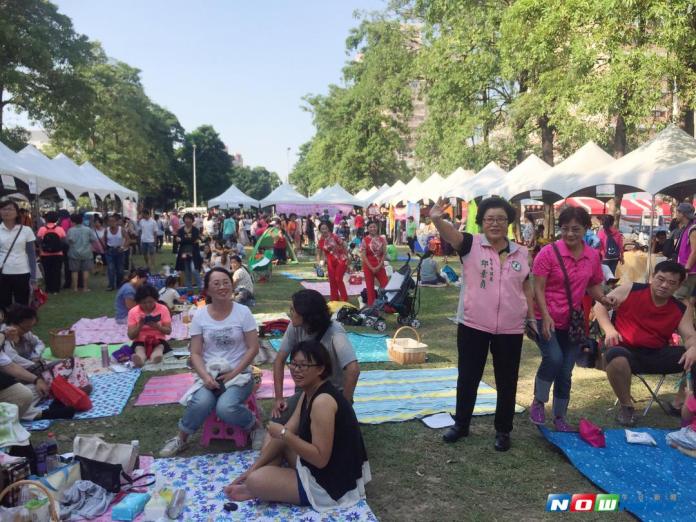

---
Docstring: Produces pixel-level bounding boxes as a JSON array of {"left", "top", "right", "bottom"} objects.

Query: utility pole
[
  {"left": 286, "top": 146, "right": 291, "bottom": 183},
  {"left": 192, "top": 144, "right": 197, "bottom": 208}
]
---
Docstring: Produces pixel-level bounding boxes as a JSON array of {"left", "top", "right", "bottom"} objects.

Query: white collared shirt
[{"left": 0, "top": 223, "right": 36, "bottom": 275}]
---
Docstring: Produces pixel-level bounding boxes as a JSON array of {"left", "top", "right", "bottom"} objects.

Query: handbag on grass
[
  {"left": 551, "top": 243, "right": 586, "bottom": 344},
  {"left": 50, "top": 374, "right": 92, "bottom": 412}
]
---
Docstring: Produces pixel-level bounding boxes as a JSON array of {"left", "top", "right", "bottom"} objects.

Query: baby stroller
[{"left": 361, "top": 254, "right": 423, "bottom": 332}]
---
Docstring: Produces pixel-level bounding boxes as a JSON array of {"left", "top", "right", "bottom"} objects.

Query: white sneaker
[
  {"left": 250, "top": 428, "right": 266, "bottom": 451},
  {"left": 159, "top": 436, "right": 189, "bottom": 457}
]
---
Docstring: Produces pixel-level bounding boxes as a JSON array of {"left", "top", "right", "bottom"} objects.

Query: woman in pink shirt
[
  {"left": 530, "top": 206, "right": 613, "bottom": 431},
  {"left": 431, "top": 197, "right": 536, "bottom": 452},
  {"left": 127, "top": 284, "right": 172, "bottom": 367}
]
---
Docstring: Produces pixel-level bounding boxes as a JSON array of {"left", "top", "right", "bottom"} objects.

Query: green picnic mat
[{"left": 41, "top": 343, "right": 124, "bottom": 360}]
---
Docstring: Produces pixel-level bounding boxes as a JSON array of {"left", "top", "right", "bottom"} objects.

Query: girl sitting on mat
[
  {"left": 225, "top": 339, "right": 371, "bottom": 512},
  {"left": 420, "top": 250, "right": 447, "bottom": 285},
  {"left": 127, "top": 284, "right": 172, "bottom": 367}
]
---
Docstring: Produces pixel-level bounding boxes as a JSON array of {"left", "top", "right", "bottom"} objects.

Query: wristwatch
[{"left": 280, "top": 427, "right": 287, "bottom": 439}]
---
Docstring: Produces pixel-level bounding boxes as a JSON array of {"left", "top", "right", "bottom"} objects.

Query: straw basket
[
  {"left": 0, "top": 480, "right": 60, "bottom": 521},
  {"left": 48, "top": 329, "right": 76, "bottom": 359},
  {"left": 387, "top": 326, "right": 428, "bottom": 364}
]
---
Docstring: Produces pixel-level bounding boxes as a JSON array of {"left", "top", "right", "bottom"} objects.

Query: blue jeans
[
  {"left": 179, "top": 378, "right": 254, "bottom": 434},
  {"left": 533, "top": 321, "right": 579, "bottom": 418},
  {"left": 105, "top": 249, "right": 124, "bottom": 289},
  {"left": 184, "top": 259, "right": 202, "bottom": 292}
]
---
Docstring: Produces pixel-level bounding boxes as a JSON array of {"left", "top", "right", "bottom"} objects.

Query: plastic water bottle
[
  {"left": 166, "top": 489, "right": 186, "bottom": 519},
  {"left": 45, "top": 432, "right": 59, "bottom": 473},
  {"left": 35, "top": 444, "right": 47, "bottom": 476},
  {"left": 101, "top": 343, "right": 110, "bottom": 367}
]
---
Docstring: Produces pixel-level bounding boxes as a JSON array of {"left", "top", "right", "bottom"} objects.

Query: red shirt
[
  {"left": 318, "top": 234, "right": 348, "bottom": 262},
  {"left": 354, "top": 215, "right": 365, "bottom": 228},
  {"left": 127, "top": 302, "right": 172, "bottom": 343},
  {"left": 613, "top": 284, "right": 685, "bottom": 349},
  {"left": 361, "top": 234, "right": 386, "bottom": 265},
  {"left": 36, "top": 224, "right": 66, "bottom": 257}
]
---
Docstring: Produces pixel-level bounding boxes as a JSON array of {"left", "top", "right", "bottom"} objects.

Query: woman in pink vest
[
  {"left": 431, "top": 197, "right": 535, "bottom": 452},
  {"left": 530, "top": 206, "right": 614, "bottom": 431}
]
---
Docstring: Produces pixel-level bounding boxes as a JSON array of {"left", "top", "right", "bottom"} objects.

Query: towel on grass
[
  {"left": 69, "top": 315, "right": 189, "bottom": 346},
  {"left": 539, "top": 426, "right": 696, "bottom": 521},
  {"left": 152, "top": 452, "right": 378, "bottom": 521},
  {"left": 270, "top": 332, "right": 389, "bottom": 363},
  {"left": 23, "top": 369, "right": 141, "bottom": 431},
  {"left": 354, "top": 367, "right": 524, "bottom": 424},
  {"left": 300, "top": 281, "right": 365, "bottom": 297}
]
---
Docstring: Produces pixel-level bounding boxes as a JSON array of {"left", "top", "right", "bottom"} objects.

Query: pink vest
[{"left": 456, "top": 234, "right": 530, "bottom": 335}]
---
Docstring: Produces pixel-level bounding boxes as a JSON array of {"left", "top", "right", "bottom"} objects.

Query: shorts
[
  {"left": 605, "top": 345, "right": 685, "bottom": 375},
  {"left": 131, "top": 339, "right": 171, "bottom": 359},
  {"left": 674, "top": 273, "right": 696, "bottom": 300},
  {"left": 68, "top": 257, "right": 94, "bottom": 272},
  {"left": 141, "top": 242, "right": 156, "bottom": 255},
  {"left": 296, "top": 469, "right": 311, "bottom": 507}
]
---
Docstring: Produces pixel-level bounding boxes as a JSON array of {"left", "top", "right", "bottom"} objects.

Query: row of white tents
[
  {"left": 0, "top": 141, "right": 137, "bottom": 203},
  {"left": 208, "top": 124, "right": 696, "bottom": 211}
]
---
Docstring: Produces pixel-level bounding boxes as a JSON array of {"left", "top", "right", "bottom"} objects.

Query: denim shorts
[{"left": 141, "top": 242, "right": 155, "bottom": 255}]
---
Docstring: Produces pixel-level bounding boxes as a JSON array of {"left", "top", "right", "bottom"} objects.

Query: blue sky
[{"left": 8, "top": 0, "right": 386, "bottom": 181}]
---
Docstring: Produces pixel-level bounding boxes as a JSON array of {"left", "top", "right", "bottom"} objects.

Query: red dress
[
  {"left": 319, "top": 234, "right": 349, "bottom": 301},
  {"left": 361, "top": 235, "right": 388, "bottom": 305}
]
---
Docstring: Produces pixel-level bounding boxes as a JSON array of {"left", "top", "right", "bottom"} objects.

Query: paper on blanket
[
  {"left": 421, "top": 412, "right": 455, "bottom": 429},
  {"left": 625, "top": 429, "right": 657, "bottom": 446}
]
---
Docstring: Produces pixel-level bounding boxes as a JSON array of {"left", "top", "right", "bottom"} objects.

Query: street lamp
[
  {"left": 286, "top": 146, "right": 291, "bottom": 183},
  {"left": 192, "top": 144, "right": 197, "bottom": 208}
]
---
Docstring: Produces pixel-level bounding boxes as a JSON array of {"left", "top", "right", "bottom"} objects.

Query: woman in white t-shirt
[
  {"left": 0, "top": 200, "right": 38, "bottom": 310},
  {"left": 160, "top": 267, "right": 262, "bottom": 456},
  {"left": 230, "top": 255, "right": 254, "bottom": 306}
]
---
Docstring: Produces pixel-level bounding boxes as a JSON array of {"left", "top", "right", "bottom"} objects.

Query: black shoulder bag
[
  {"left": 0, "top": 225, "right": 23, "bottom": 274},
  {"left": 551, "top": 243, "right": 586, "bottom": 344}
]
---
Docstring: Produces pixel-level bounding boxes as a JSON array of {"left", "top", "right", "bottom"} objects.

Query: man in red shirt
[
  {"left": 594, "top": 260, "right": 696, "bottom": 426},
  {"left": 354, "top": 211, "right": 365, "bottom": 239}
]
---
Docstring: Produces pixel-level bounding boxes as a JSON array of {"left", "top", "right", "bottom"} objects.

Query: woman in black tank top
[{"left": 225, "top": 339, "right": 370, "bottom": 511}]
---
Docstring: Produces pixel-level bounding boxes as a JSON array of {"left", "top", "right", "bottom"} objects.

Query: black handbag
[
  {"left": 76, "top": 456, "right": 155, "bottom": 493},
  {"left": 551, "top": 243, "right": 586, "bottom": 344}
]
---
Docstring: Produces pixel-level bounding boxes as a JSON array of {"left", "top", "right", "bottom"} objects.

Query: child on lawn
[{"left": 127, "top": 284, "right": 172, "bottom": 367}]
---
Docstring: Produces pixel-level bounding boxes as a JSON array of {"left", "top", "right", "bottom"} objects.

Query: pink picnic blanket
[
  {"left": 134, "top": 372, "right": 195, "bottom": 406},
  {"left": 257, "top": 368, "right": 296, "bottom": 399},
  {"left": 70, "top": 315, "right": 190, "bottom": 346},
  {"left": 300, "top": 281, "right": 365, "bottom": 296}
]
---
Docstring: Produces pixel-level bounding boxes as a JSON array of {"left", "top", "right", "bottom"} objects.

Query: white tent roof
[
  {"left": 53, "top": 154, "right": 112, "bottom": 199},
  {"left": 570, "top": 125, "right": 696, "bottom": 198},
  {"left": 445, "top": 161, "right": 506, "bottom": 200},
  {"left": 648, "top": 157, "right": 696, "bottom": 199},
  {"left": 259, "top": 183, "right": 309, "bottom": 207},
  {"left": 16, "top": 145, "right": 87, "bottom": 199},
  {"left": 500, "top": 154, "right": 551, "bottom": 200},
  {"left": 373, "top": 180, "right": 405, "bottom": 206},
  {"left": 510, "top": 142, "right": 615, "bottom": 203},
  {"left": 354, "top": 188, "right": 368, "bottom": 199},
  {"left": 79, "top": 161, "right": 138, "bottom": 201},
  {"left": 0, "top": 141, "right": 40, "bottom": 192},
  {"left": 388, "top": 176, "right": 423, "bottom": 205},
  {"left": 310, "top": 183, "right": 365, "bottom": 207},
  {"left": 364, "top": 186, "right": 378, "bottom": 198},
  {"left": 441, "top": 167, "right": 475, "bottom": 196},
  {"left": 364, "top": 183, "right": 391, "bottom": 205},
  {"left": 419, "top": 172, "right": 447, "bottom": 203},
  {"left": 208, "top": 184, "right": 259, "bottom": 208}
]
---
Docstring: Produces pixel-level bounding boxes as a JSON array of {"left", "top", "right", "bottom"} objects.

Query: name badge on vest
[{"left": 511, "top": 261, "right": 521, "bottom": 272}]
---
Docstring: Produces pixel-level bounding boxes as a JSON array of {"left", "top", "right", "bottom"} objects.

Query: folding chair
[{"left": 613, "top": 371, "right": 685, "bottom": 416}]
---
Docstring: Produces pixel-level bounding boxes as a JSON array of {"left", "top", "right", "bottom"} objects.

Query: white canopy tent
[
  {"left": 53, "top": 153, "right": 112, "bottom": 200},
  {"left": 79, "top": 161, "right": 138, "bottom": 202},
  {"left": 440, "top": 167, "right": 475, "bottom": 197},
  {"left": 648, "top": 157, "right": 696, "bottom": 200},
  {"left": 373, "top": 180, "right": 405, "bottom": 206},
  {"left": 354, "top": 188, "right": 368, "bottom": 200},
  {"left": 363, "top": 186, "right": 378, "bottom": 198},
  {"left": 500, "top": 154, "right": 551, "bottom": 201},
  {"left": 509, "top": 142, "right": 615, "bottom": 203},
  {"left": 310, "top": 183, "right": 365, "bottom": 207},
  {"left": 208, "top": 184, "right": 259, "bottom": 208},
  {"left": 0, "top": 141, "right": 40, "bottom": 194},
  {"left": 445, "top": 161, "right": 506, "bottom": 200},
  {"left": 418, "top": 172, "right": 447, "bottom": 203},
  {"left": 388, "top": 176, "right": 422, "bottom": 205},
  {"left": 259, "top": 183, "right": 309, "bottom": 207},
  {"left": 363, "top": 183, "right": 391, "bottom": 205},
  {"left": 568, "top": 125, "right": 696, "bottom": 199},
  {"left": 16, "top": 145, "right": 86, "bottom": 200}
]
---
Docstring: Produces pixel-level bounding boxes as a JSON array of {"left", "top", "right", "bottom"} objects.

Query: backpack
[
  {"left": 441, "top": 265, "right": 458, "bottom": 283},
  {"left": 604, "top": 232, "right": 620, "bottom": 260},
  {"left": 41, "top": 225, "right": 63, "bottom": 254}
]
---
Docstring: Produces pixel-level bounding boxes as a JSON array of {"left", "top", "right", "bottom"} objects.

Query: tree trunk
[
  {"left": 538, "top": 114, "right": 554, "bottom": 165},
  {"left": 614, "top": 114, "right": 627, "bottom": 157},
  {"left": 0, "top": 86, "right": 4, "bottom": 132},
  {"left": 683, "top": 109, "right": 695, "bottom": 137}
]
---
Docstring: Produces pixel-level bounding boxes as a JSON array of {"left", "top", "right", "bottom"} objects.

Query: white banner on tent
[
  {"left": 596, "top": 184, "right": 615, "bottom": 197},
  {"left": 27, "top": 178, "right": 37, "bottom": 194},
  {"left": 56, "top": 187, "right": 67, "bottom": 201},
  {"left": 1, "top": 175, "right": 16, "bottom": 190},
  {"left": 529, "top": 190, "right": 543, "bottom": 199},
  {"left": 89, "top": 193, "right": 97, "bottom": 208}
]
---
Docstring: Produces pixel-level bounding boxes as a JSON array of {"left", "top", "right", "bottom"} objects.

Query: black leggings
[
  {"left": 0, "top": 273, "right": 31, "bottom": 311},
  {"left": 454, "top": 323, "right": 523, "bottom": 433}
]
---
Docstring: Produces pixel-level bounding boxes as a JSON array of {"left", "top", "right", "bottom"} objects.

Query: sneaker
[
  {"left": 553, "top": 416, "right": 574, "bottom": 432},
  {"left": 159, "top": 436, "right": 189, "bottom": 457},
  {"left": 616, "top": 405, "right": 636, "bottom": 427},
  {"left": 529, "top": 400, "right": 546, "bottom": 425},
  {"left": 250, "top": 428, "right": 266, "bottom": 451}
]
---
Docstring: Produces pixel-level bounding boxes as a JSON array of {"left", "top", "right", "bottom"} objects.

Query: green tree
[
  {"left": 230, "top": 165, "right": 281, "bottom": 201},
  {"left": 0, "top": 126, "right": 29, "bottom": 151},
  {"left": 180, "top": 125, "right": 232, "bottom": 204},
  {"left": 0, "top": 0, "right": 93, "bottom": 133}
]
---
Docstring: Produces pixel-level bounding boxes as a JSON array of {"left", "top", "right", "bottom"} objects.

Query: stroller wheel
[
  {"left": 410, "top": 319, "right": 421, "bottom": 329},
  {"left": 375, "top": 320, "right": 387, "bottom": 332},
  {"left": 364, "top": 317, "right": 375, "bottom": 328}
]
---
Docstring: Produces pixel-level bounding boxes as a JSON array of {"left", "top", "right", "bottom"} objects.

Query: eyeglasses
[
  {"left": 288, "top": 362, "right": 320, "bottom": 372},
  {"left": 482, "top": 217, "right": 508, "bottom": 225},
  {"left": 560, "top": 226, "right": 584, "bottom": 235},
  {"left": 209, "top": 280, "right": 232, "bottom": 288}
]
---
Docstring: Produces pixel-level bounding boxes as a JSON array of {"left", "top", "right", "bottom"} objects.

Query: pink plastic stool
[{"left": 200, "top": 394, "right": 259, "bottom": 448}]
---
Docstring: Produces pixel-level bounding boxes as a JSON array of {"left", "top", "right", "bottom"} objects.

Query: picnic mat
[
  {"left": 278, "top": 270, "right": 326, "bottom": 281},
  {"left": 152, "top": 452, "right": 378, "bottom": 521},
  {"left": 270, "top": 332, "right": 389, "bottom": 363},
  {"left": 354, "top": 367, "right": 524, "bottom": 424},
  {"left": 257, "top": 368, "right": 296, "bottom": 399},
  {"left": 300, "top": 280, "right": 365, "bottom": 296},
  {"left": 253, "top": 312, "right": 290, "bottom": 326},
  {"left": 24, "top": 369, "right": 141, "bottom": 431},
  {"left": 540, "top": 427, "right": 696, "bottom": 521},
  {"left": 41, "top": 343, "right": 122, "bottom": 361},
  {"left": 134, "top": 372, "right": 195, "bottom": 406},
  {"left": 69, "top": 315, "right": 190, "bottom": 345}
]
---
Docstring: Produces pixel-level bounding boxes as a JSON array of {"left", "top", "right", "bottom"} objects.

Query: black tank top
[{"left": 298, "top": 381, "right": 368, "bottom": 501}]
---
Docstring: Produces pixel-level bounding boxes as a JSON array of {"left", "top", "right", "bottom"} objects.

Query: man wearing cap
[{"left": 675, "top": 202, "right": 696, "bottom": 302}]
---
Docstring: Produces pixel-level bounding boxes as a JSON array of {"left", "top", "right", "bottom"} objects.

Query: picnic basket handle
[
  {"left": 392, "top": 326, "right": 421, "bottom": 344},
  {"left": 0, "top": 479, "right": 60, "bottom": 521}
]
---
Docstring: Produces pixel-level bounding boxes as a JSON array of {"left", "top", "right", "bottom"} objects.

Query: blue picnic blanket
[
  {"left": 540, "top": 426, "right": 696, "bottom": 521},
  {"left": 354, "top": 367, "right": 524, "bottom": 424},
  {"left": 270, "top": 332, "right": 389, "bottom": 363},
  {"left": 23, "top": 369, "right": 141, "bottom": 431}
]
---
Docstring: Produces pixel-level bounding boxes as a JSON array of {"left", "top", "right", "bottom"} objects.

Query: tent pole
[{"left": 647, "top": 194, "right": 656, "bottom": 281}]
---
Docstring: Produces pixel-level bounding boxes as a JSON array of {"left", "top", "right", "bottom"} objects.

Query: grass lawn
[{"left": 30, "top": 245, "right": 681, "bottom": 521}]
